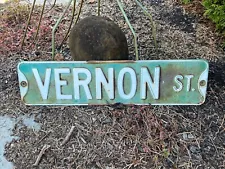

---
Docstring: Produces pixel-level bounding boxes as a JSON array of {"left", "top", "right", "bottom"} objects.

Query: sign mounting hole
[
  {"left": 20, "top": 81, "right": 27, "bottom": 87},
  {"left": 200, "top": 80, "right": 206, "bottom": 86}
]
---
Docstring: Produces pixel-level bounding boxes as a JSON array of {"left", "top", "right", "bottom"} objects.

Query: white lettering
[
  {"left": 73, "top": 68, "right": 92, "bottom": 100},
  {"left": 96, "top": 68, "right": 114, "bottom": 99},
  {"left": 173, "top": 75, "right": 183, "bottom": 92},
  {"left": 54, "top": 68, "right": 72, "bottom": 100},
  {"left": 185, "top": 75, "right": 194, "bottom": 92},
  {"left": 32, "top": 68, "right": 51, "bottom": 100},
  {"left": 141, "top": 67, "right": 160, "bottom": 99},
  {"left": 118, "top": 67, "right": 137, "bottom": 99}
]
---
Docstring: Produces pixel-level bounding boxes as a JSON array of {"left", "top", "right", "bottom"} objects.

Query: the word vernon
[{"left": 32, "top": 67, "right": 160, "bottom": 100}]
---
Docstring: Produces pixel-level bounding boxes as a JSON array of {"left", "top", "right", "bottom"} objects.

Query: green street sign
[{"left": 17, "top": 60, "right": 209, "bottom": 105}]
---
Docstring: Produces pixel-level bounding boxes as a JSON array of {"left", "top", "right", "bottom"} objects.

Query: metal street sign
[{"left": 17, "top": 60, "right": 209, "bottom": 105}]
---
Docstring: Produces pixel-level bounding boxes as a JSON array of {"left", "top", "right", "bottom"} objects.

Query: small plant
[
  {"left": 202, "top": 0, "right": 225, "bottom": 34},
  {"left": 182, "top": 0, "right": 192, "bottom": 5}
]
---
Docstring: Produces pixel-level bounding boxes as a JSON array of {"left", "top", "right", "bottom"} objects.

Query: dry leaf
[{"left": 54, "top": 53, "right": 64, "bottom": 61}]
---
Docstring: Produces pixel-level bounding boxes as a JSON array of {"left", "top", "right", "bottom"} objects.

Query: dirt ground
[{"left": 0, "top": 0, "right": 225, "bottom": 168}]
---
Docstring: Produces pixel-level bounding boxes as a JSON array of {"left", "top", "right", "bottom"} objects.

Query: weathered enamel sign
[{"left": 17, "top": 60, "right": 208, "bottom": 105}]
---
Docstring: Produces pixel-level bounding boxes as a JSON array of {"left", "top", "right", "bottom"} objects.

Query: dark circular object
[{"left": 69, "top": 16, "right": 129, "bottom": 61}]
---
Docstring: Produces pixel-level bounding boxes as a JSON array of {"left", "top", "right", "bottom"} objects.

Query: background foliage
[{"left": 202, "top": 0, "right": 225, "bottom": 34}]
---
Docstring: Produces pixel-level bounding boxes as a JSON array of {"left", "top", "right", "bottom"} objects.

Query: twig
[
  {"left": 21, "top": 0, "right": 36, "bottom": 49},
  {"left": 74, "top": 122, "right": 90, "bottom": 133},
  {"left": 37, "top": 130, "right": 52, "bottom": 144},
  {"left": 61, "top": 126, "right": 76, "bottom": 146},
  {"left": 34, "top": 0, "right": 47, "bottom": 42},
  {"left": 52, "top": 0, "right": 73, "bottom": 59},
  {"left": 98, "top": 0, "right": 100, "bottom": 16},
  {"left": 59, "top": 0, "right": 77, "bottom": 48},
  {"left": 33, "top": 144, "right": 50, "bottom": 166},
  {"left": 116, "top": 0, "right": 139, "bottom": 60},
  {"left": 219, "top": 114, "right": 225, "bottom": 133},
  {"left": 44, "top": 0, "right": 56, "bottom": 14},
  {"left": 74, "top": 0, "right": 84, "bottom": 25}
]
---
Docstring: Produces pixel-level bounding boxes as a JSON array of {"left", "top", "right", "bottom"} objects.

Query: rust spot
[{"left": 198, "top": 96, "right": 205, "bottom": 105}]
